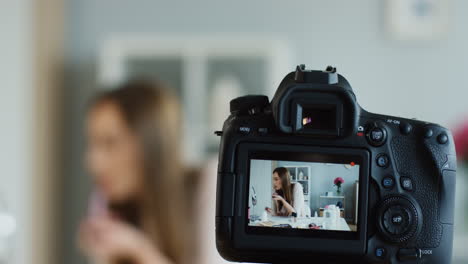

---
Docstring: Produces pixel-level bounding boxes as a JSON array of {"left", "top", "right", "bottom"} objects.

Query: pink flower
[{"left": 334, "top": 177, "right": 344, "bottom": 186}]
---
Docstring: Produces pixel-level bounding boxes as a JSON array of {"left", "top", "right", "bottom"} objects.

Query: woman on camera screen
[{"left": 266, "top": 167, "right": 307, "bottom": 217}]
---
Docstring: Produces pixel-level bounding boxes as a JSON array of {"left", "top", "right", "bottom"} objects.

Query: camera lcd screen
[{"left": 247, "top": 154, "right": 360, "bottom": 234}]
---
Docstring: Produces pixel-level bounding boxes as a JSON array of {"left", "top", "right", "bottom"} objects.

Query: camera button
[
  {"left": 424, "top": 128, "right": 433, "bottom": 138},
  {"left": 391, "top": 214, "right": 404, "bottom": 225},
  {"left": 383, "top": 205, "right": 411, "bottom": 235},
  {"left": 376, "top": 154, "right": 390, "bottom": 168},
  {"left": 377, "top": 197, "right": 420, "bottom": 243},
  {"left": 400, "top": 122, "right": 412, "bottom": 135},
  {"left": 367, "top": 126, "right": 387, "bottom": 146},
  {"left": 437, "top": 133, "right": 448, "bottom": 144},
  {"left": 397, "top": 248, "right": 422, "bottom": 261},
  {"left": 370, "top": 128, "right": 384, "bottom": 141},
  {"left": 400, "top": 177, "right": 413, "bottom": 191},
  {"left": 238, "top": 126, "right": 251, "bottom": 134},
  {"left": 375, "top": 247, "right": 386, "bottom": 259},
  {"left": 382, "top": 177, "right": 395, "bottom": 189}
]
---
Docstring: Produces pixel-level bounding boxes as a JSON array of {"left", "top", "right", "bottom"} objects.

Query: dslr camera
[{"left": 215, "top": 65, "right": 456, "bottom": 263}]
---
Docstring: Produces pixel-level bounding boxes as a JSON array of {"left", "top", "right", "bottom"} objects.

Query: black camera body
[{"left": 215, "top": 65, "right": 457, "bottom": 263}]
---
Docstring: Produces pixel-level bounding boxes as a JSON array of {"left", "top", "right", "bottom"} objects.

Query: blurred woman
[
  {"left": 79, "top": 80, "right": 196, "bottom": 264},
  {"left": 266, "top": 167, "right": 306, "bottom": 217}
]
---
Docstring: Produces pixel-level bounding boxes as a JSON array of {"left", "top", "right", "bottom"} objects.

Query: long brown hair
[
  {"left": 90, "top": 80, "right": 192, "bottom": 264},
  {"left": 273, "top": 167, "right": 293, "bottom": 212}
]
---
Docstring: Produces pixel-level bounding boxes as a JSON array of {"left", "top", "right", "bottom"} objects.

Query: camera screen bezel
[{"left": 232, "top": 143, "right": 369, "bottom": 255}]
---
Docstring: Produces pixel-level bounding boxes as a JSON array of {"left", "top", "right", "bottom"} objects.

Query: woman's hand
[
  {"left": 78, "top": 216, "right": 172, "bottom": 264},
  {"left": 272, "top": 193, "right": 296, "bottom": 216},
  {"left": 272, "top": 193, "right": 284, "bottom": 202},
  {"left": 265, "top": 207, "right": 273, "bottom": 214}
]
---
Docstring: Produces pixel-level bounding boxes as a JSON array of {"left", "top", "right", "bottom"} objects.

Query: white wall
[
  {"left": 0, "top": 1, "right": 34, "bottom": 264},
  {"left": 249, "top": 160, "right": 273, "bottom": 217},
  {"left": 65, "top": 0, "right": 468, "bottom": 127}
]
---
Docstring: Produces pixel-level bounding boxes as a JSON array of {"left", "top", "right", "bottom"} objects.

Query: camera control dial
[{"left": 376, "top": 196, "right": 421, "bottom": 244}]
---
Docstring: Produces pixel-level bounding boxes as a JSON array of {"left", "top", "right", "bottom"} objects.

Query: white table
[{"left": 251, "top": 216, "right": 351, "bottom": 231}]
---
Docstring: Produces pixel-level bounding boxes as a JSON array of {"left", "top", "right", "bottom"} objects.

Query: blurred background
[{"left": 1, "top": 0, "right": 468, "bottom": 263}]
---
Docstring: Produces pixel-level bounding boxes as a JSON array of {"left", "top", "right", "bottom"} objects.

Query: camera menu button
[{"left": 238, "top": 126, "right": 251, "bottom": 134}]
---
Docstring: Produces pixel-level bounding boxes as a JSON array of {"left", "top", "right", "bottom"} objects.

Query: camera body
[{"left": 215, "top": 65, "right": 456, "bottom": 263}]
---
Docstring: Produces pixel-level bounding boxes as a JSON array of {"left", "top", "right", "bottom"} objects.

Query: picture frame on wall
[{"left": 386, "top": 0, "right": 450, "bottom": 41}]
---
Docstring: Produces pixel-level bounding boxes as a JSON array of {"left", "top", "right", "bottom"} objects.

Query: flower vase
[{"left": 336, "top": 185, "right": 342, "bottom": 195}]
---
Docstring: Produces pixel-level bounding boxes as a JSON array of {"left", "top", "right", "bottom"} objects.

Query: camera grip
[{"left": 391, "top": 136, "right": 443, "bottom": 248}]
